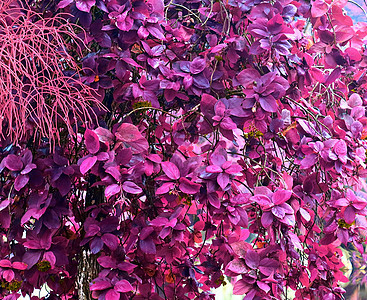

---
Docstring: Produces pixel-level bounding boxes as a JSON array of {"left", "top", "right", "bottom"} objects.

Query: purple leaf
[
  {"left": 139, "top": 238, "right": 156, "bottom": 254},
  {"left": 300, "top": 154, "right": 318, "bottom": 169},
  {"left": 122, "top": 181, "right": 143, "bottom": 194},
  {"left": 114, "top": 279, "right": 133, "bottom": 293},
  {"left": 90, "top": 237, "right": 104, "bottom": 254},
  {"left": 259, "top": 258, "right": 279, "bottom": 276},
  {"left": 23, "top": 251, "right": 42, "bottom": 269},
  {"left": 80, "top": 156, "right": 97, "bottom": 175},
  {"left": 147, "top": 24, "right": 166, "bottom": 41},
  {"left": 84, "top": 129, "right": 100, "bottom": 154},
  {"left": 190, "top": 57, "right": 206, "bottom": 74},
  {"left": 235, "top": 69, "right": 260, "bottom": 87},
  {"left": 261, "top": 212, "right": 273, "bottom": 228},
  {"left": 161, "top": 161, "right": 180, "bottom": 180},
  {"left": 259, "top": 95, "right": 278, "bottom": 112},
  {"left": 324, "top": 67, "right": 341, "bottom": 85},
  {"left": 4, "top": 155, "right": 23, "bottom": 171},
  {"left": 14, "top": 174, "right": 29, "bottom": 191},
  {"left": 97, "top": 256, "right": 116, "bottom": 268},
  {"left": 102, "top": 233, "right": 119, "bottom": 250},
  {"left": 245, "top": 250, "right": 260, "bottom": 269}
]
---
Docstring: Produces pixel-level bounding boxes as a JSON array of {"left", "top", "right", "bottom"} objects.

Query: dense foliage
[{"left": 1, "top": 0, "right": 367, "bottom": 299}]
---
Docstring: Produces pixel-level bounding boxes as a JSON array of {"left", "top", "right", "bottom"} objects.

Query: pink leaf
[
  {"left": 156, "top": 182, "right": 175, "bottom": 194},
  {"left": 11, "top": 261, "right": 27, "bottom": 270},
  {"left": 0, "top": 260, "right": 12, "bottom": 268},
  {"left": 14, "top": 174, "right": 29, "bottom": 191},
  {"left": 311, "top": 0, "right": 328, "bottom": 17},
  {"left": 257, "top": 281, "right": 270, "bottom": 293},
  {"left": 3, "top": 269, "right": 14, "bottom": 282},
  {"left": 116, "top": 123, "right": 143, "bottom": 142}
]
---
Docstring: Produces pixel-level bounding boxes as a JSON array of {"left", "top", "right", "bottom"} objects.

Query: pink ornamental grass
[{"left": 0, "top": 1, "right": 102, "bottom": 145}]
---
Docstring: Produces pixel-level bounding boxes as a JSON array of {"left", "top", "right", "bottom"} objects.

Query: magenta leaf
[
  {"left": 14, "top": 174, "right": 29, "bottom": 191},
  {"left": 114, "top": 279, "right": 133, "bottom": 293},
  {"left": 97, "top": 256, "right": 116, "bottom": 268},
  {"left": 227, "top": 259, "right": 247, "bottom": 274},
  {"left": 161, "top": 161, "right": 180, "bottom": 180},
  {"left": 75, "top": 0, "right": 96, "bottom": 12},
  {"left": 105, "top": 184, "right": 121, "bottom": 199},
  {"left": 179, "top": 178, "right": 201, "bottom": 194},
  {"left": 80, "top": 156, "right": 97, "bottom": 174},
  {"left": 190, "top": 57, "right": 206, "bottom": 74},
  {"left": 84, "top": 129, "right": 100, "bottom": 154},
  {"left": 206, "top": 165, "right": 222, "bottom": 173},
  {"left": 0, "top": 259, "right": 12, "bottom": 268},
  {"left": 217, "top": 173, "right": 230, "bottom": 190},
  {"left": 122, "top": 181, "right": 143, "bottom": 194},
  {"left": 106, "top": 289, "right": 120, "bottom": 300},
  {"left": 261, "top": 212, "right": 273, "bottom": 228},
  {"left": 233, "top": 279, "right": 251, "bottom": 295},
  {"left": 245, "top": 250, "right": 260, "bottom": 269},
  {"left": 57, "top": 0, "right": 73, "bottom": 8},
  {"left": 90, "top": 280, "right": 112, "bottom": 291}
]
